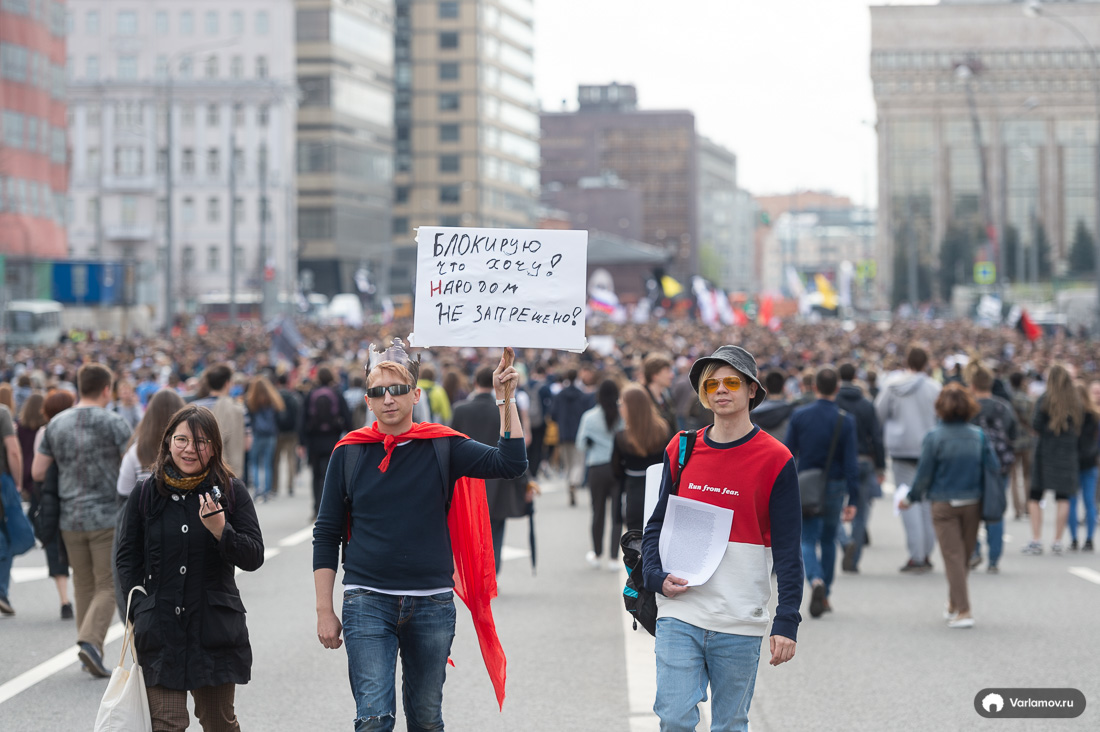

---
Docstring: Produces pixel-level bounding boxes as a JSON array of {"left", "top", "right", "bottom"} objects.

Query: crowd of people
[{"left": 2, "top": 313, "right": 1099, "bottom": 730}]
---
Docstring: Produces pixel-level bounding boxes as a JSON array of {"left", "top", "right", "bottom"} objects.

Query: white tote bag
[{"left": 94, "top": 586, "right": 152, "bottom": 732}]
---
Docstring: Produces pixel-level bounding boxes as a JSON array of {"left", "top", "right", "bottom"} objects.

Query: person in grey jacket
[
  {"left": 575, "top": 379, "right": 623, "bottom": 570},
  {"left": 874, "top": 346, "right": 941, "bottom": 573}
]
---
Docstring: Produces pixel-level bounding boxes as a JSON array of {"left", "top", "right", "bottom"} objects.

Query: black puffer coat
[{"left": 116, "top": 477, "right": 264, "bottom": 690}]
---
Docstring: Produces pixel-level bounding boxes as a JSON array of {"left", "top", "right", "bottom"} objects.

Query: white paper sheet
[
  {"left": 893, "top": 483, "right": 910, "bottom": 516},
  {"left": 657, "top": 495, "right": 734, "bottom": 587},
  {"left": 643, "top": 463, "right": 663, "bottom": 527}
]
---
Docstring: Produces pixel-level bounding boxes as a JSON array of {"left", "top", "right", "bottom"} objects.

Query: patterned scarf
[{"left": 163, "top": 462, "right": 211, "bottom": 492}]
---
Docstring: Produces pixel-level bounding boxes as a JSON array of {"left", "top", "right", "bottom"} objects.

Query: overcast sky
[{"left": 534, "top": 0, "right": 937, "bottom": 208}]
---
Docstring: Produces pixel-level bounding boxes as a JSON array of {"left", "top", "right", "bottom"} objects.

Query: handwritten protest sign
[{"left": 409, "top": 226, "right": 588, "bottom": 351}]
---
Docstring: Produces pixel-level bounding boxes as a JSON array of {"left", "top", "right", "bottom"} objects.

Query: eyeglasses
[
  {"left": 365, "top": 384, "right": 414, "bottom": 398},
  {"left": 172, "top": 435, "right": 212, "bottom": 450},
  {"left": 703, "top": 376, "right": 742, "bottom": 394}
]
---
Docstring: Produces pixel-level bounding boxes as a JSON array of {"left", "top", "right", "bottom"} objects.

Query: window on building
[
  {"left": 440, "top": 123, "right": 460, "bottom": 142},
  {"left": 181, "top": 104, "right": 195, "bottom": 126},
  {"left": 395, "top": 186, "right": 409, "bottom": 204},
  {"left": 182, "top": 196, "right": 195, "bottom": 223},
  {"left": 298, "top": 208, "right": 333, "bottom": 239},
  {"left": 182, "top": 148, "right": 195, "bottom": 175},
  {"left": 207, "top": 104, "right": 219, "bottom": 126},
  {"left": 156, "top": 10, "right": 169, "bottom": 34},
  {"left": 256, "top": 10, "right": 269, "bottom": 35},
  {"left": 207, "top": 148, "right": 220, "bottom": 176},
  {"left": 257, "top": 144, "right": 268, "bottom": 178},
  {"left": 86, "top": 55, "right": 99, "bottom": 79},
  {"left": 230, "top": 55, "right": 243, "bottom": 78},
  {"left": 440, "top": 215, "right": 461, "bottom": 227},
  {"left": 205, "top": 55, "right": 218, "bottom": 78},
  {"left": 87, "top": 147, "right": 100, "bottom": 174},
  {"left": 155, "top": 55, "right": 168, "bottom": 78},
  {"left": 117, "top": 54, "right": 138, "bottom": 79},
  {"left": 393, "top": 217, "right": 409, "bottom": 235},
  {"left": 87, "top": 196, "right": 99, "bottom": 225},
  {"left": 438, "top": 93, "right": 460, "bottom": 111},
  {"left": 395, "top": 153, "right": 411, "bottom": 173},
  {"left": 233, "top": 103, "right": 244, "bottom": 127},
  {"left": 439, "top": 32, "right": 459, "bottom": 49},
  {"left": 183, "top": 245, "right": 195, "bottom": 273},
  {"left": 440, "top": 185, "right": 460, "bottom": 204},
  {"left": 234, "top": 197, "right": 244, "bottom": 223},
  {"left": 114, "top": 146, "right": 143, "bottom": 176},
  {"left": 230, "top": 11, "right": 243, "bottom": 35},
  {"left": 439, "top": 2, "right": 459, "bottom": 19},
  {"left": 205, "top": 10, "right": 218, "bottom": 35},
  {"left": 121, "top": 195, "right": 137, "bottom": 225},
  {"left": 178, "top": 55, "right": 192, "bottom": 78},
  {"left": 439, "top": 154, "right": 460, "bottom": 173},
  {"left": 86, "top": 10, "right": 99, "bottom": 35},
  {"left": 260, "top": 195, "right": 270, "bottom": 222},
  {"left": 255, "top": 55, "right": 268, "bottom": 78},
  {"left": 156, "top": 148, "right": 167, "bottom": 174},
  {"left": 207, "top": 196, "right": 220, "bottom": 222},
  {"left": 156, "top": 198, "right": 167, "bottom": 224},
  {"left": 117, "top": 10, "right": 137, "bottom": 35},
  {"left": 439, "top": 62, "right": 459, "bottom": 81},
  {"left": 86, "top": 104, "right": 100, "bottom": 127},
  {"left": 207, "top": 245, "right": 220, "bottom": 271},
  {"left": 180, "top": 10, "right": 193, "bottom": 35},
  {"left": 233, "top": 148, "right": 244, "bottom": 175},
  {"left": 1, "top": 43, "right": 29, "bottom": 82},
  {"left": 257, "top": 104, "right": 269, "bottom": 127}
]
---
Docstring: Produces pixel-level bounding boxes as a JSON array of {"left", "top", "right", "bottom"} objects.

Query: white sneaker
[
  {"left": 943, "top": 603, "right": 958, "bottom": 621},
  {"left": 585, "top": 550, "right": 601, "bottom": 569},
  {"left": 605, "top": 558, "right": 621, "bottom": 572},
  {"left": 947, "top": 615, "right": 975, "bottom": 629}
]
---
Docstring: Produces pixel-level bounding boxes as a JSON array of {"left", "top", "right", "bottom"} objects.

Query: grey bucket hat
[{"left": 688, "top": 345, "right": 768, "bottom": 411}]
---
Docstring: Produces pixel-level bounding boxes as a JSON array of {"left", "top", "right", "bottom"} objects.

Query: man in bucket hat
[{"left": 641, "top": 345, "right": 804, "bottom": 732}]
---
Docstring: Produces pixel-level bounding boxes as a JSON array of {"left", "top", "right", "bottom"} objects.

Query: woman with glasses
[
  {"left": 116, "top": 405, "right": 264, "bottom": 732},
  {"left": 641, "top": 346, "right": 803, "bottom": 732}
]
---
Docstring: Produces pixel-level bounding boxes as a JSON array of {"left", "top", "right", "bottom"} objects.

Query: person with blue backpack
[{"left": 641, "top": 346, "right": 803, "bottom": 732}]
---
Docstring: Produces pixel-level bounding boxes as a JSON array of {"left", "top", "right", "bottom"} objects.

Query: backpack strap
[{"left": 669, "top": 429, "right": 697, "bottom": 496}]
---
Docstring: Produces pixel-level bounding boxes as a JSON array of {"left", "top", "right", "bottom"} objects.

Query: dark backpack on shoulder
[
  {"left": 276, "top": 389, "right": 301, "bottom": 433},
  {"left": 306, "top": 387, "right": 344, "bottom": 433},
  {"left": 620, "top": 429, "right": 696, "bottom": 636}
]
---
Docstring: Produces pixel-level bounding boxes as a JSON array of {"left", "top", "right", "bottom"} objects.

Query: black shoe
[
  {"left": 899, "top": 559, "right": 923, "bottom": 573},
  {"left": 921, "top": 559, "right": 934, "bottom": 571},
  {"left": 809, "top": 583, "right": 827, "bottom": 618},
  {"left": 841, "top": 543, "right": 858, "bottom": 573},
  {"left": 60, "top": 602, "right": 73, "bottom": 620},
  {"left": 1070, "top": 539, "right": 1079, "bottom": 551},
  {"left": 569, "top": 486, "right": 576, "bottom": 507},
  {"left": 863, "top": 529, "right": 871, "bottom": 547},
  {"left": 1085, "top": 539, "right": 1095, "bottom": 552},
  {"left": 78, "top": 642, "right": 110, "bottom": 678},
  {"left": 0, "top": 596, "right": 14, "bottom": 616}
]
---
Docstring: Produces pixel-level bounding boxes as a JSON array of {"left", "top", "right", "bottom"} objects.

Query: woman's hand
[{"left": 199, "top": 492, "right": 226, "bottom": 541}]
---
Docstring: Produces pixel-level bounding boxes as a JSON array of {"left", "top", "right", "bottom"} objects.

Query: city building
[
  {"left": 296, "top": 0, "right": 395, "bottom": 298},
  {"left": 0, "top": 0, "right": 68, "bottom": 258},
  {"left": 541, "top": 83, "right": 699, "bottom": 279},
  {"left": 871, "top": 0, "right": 1100, "bottom": 306},
  {"left": 697, "top": 135, "right": 756, "bottom": 294},
  {"left": 390, "top": 0, "right": 539, "bottom": 296},
  {"left": 65, "top": 0, "right": 297, "bottom": 323}
]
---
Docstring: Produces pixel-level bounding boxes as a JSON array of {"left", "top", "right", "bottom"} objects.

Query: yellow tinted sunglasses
[{"left": 703, "top": 376, "right": 742, "bottom": 393}]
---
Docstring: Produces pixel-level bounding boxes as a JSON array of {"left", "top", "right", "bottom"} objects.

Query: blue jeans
[
  {"left": 342, "top": 588, "right": 456, "bottom": 732},
  {"left": 249, "top": 434, "right": 277, "bottom": 498},
  {"left": 1069, "top": 466, "right": 1098, "bottom": 542},
  {"left": 801, "top": 480, "right": 847, "bottom": 595},
  {"left": 846, "top": 459, "right": 878, "bottom": 567},
  {"left": 654, "top": 617, "right": 761, "bottom": 732},
  {"left": 974, "top": 475, "right": 1009, "bottom": 567},
  {"left": 0, "top": 533, "right": 12, "bottom": 599}
]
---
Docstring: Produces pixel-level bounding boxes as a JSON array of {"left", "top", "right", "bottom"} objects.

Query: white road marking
[
  {"left": 11, "top": 567, "right": 49, "bottom": 584},
  {"left": 278, "top": 526, "right": 315, "bottom": 548},
  {"left": 237, "top": 547, "right": 281, "bottom": 576},
  {"left": 0, "top": 622, "right": 125, "bottom": 704},
  {"left": 1069, "top": 567, "right": 1100, "bottom": 586},
  {"left": 501, "top": 546, "right": 530, "bottom": 562}
]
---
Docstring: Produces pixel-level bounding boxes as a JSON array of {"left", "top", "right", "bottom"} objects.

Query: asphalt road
[{"left": 1, "top": 469, "right": 1098, "bottom": 731}]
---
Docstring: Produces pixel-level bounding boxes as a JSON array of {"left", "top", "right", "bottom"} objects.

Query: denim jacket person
[{"left": 908, "top": 422, "right": 999, "bottom": 504}]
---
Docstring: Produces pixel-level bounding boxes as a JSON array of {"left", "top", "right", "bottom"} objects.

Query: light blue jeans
[
  {"left": 1069, "top": 466, "right": 1098, "bottom": 543},
  {"left": 249, "top": 433, "right": 277, "bottom": 498},
  {"left": 654, "top": 617, "right": 762, "bottom": 732},
  {"left": 342, "top": 588, "right": 456, "bottom": 732}
]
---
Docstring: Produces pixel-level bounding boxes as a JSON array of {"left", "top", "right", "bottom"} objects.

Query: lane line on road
[
  {"left": 0, "top": 622, "right": 125, "bottom": 705},
  {"left": 278, "top": 526, "right": 315, "bottom": 548},
  {"left": 12, "top": 567, "right": 49, "bottom": 584},
  {"left": 1069, "top": 567, "right": 1100, "bottom": 586}
]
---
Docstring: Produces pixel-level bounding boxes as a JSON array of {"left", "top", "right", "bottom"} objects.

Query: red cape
[{"left": 335, "top": 422, "right": 507, "bottom": 709}]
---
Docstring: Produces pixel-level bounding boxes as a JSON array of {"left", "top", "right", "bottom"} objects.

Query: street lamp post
[{"left": 1026, "top": 0, "right": 1100, "bottom": 331}]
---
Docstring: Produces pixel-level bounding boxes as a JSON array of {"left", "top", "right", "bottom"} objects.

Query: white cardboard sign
[{"left": 409, "top": 226, "right": 589, "bottom": 351}]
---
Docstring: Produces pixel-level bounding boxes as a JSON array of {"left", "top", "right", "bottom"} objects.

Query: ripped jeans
[{"left": 342, "top": 588, "right": 456, "bottom": 732}]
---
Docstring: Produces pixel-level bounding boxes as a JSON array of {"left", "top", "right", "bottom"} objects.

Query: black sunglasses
[{"left": 365, "top": 384, "right": 414, "bottom": 398}]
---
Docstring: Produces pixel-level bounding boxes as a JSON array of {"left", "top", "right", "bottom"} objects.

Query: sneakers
[
  {"left": 1021, "top": 541, "right": 1043, "bottom": 555},
  {"left": 986, "top": 565, "right": 999, "bottom": 574},
  {"left": 899, "top": 559, "right": 930, "bottom": 574},
  {"left": 922, "top": 559, "right": 934, "bottom": 571},
  {"left": 943, "top": 603, "right": 958, "bottom": 621},
  {"left": 584, "top": 550, "right": 601, "bottom": 569},
  {"left": 968, "top": 553, "right": 982, "bottom": 569},
  {"left": 605, "top": 558, "right": 621, "bottom": 572},
  {"left": 60, "top": 602, "right": 73, "bottom": 620},
  {"left": 947, "top": 615, "right": 975, "bottom": 629},
  {"left": 1085, "top": 539, "right": 1095, "bottom": 552},
  {"left": 809, "top": 582, "right": 827, "bottom": 618},
  {"left": 78, "top": 642, "right": 111, "bottom": 678},
  {"left": 1070, "top": 539, "right": 1079, "bottom": 551},
  {"left": 0, "top": 596, "right": 14, "bottom": 616},
  {"left": 841, "top": 543, "right": 858, "bottom": 573},
  {"left": 1051, "top": 542, "right": 1065, "bottom": 556}
]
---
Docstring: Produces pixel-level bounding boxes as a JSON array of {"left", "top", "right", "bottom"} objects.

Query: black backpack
[
  {"left": 620, "top": 429, "right": 696, "bottom": 636},
  {"left": 276, "top": 389, "right": 301, "bottom": 433},
  {"left": 306, "top": 386, "right": 344, "bottom": 433}
]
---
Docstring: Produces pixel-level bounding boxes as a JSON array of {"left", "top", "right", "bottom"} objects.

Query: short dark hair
[
  {"left": 316, "top": 367, "right": 335, "bottom": 386},
  {"left": 475, "top": 366, "right": 494, "bottom": 389},
  {"left": 1009, "top": 371, "right": 1025, "bottom": 389},
  {"left": 815, "top": 367, "right": 839, "bottom": 397},
  {"left": 564, "top": 369, "right": 578, "bottom": 383},
  {"left": 643, "top": 353, "right": 671, "bottom": 384},
  {"left": 205, "top": 364, "right": 232, "bottom": 391},
  {"left": 838, "top": 363, "right": 856, "bottom": 382},
  {"left": 969, "top": 364, "right": 994, "bottom": 392},
  {"left": 78, "top": 364, "right": 114, "bottom": 397},
  {"left": 906, "top": 346, "right": 929, "bottom": 372},
  {"left": 420, "top": 364, "right": 436, "bottom": 382},
  {"left": 764, "top": 370, "right": 786, "bottom": 395},
  {"left": 936, "top": 383, "right": 980, "bottom": 422}
]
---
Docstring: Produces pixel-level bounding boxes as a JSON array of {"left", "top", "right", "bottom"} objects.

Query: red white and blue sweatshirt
[{"left": 642, "top": 426, "right": 804, "bottom": 641}]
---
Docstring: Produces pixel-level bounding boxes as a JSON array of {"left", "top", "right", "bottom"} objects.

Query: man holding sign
[
  {"left": 312, "top": 339, "right": 527, "bottom": 730},
  {"left": 641, "top": 346, "right": 803, "bottom": 732}
]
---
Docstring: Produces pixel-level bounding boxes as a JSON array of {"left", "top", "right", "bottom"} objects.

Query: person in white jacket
[{"left": 874, "top": 345, "right": 942, "bottom": 573}]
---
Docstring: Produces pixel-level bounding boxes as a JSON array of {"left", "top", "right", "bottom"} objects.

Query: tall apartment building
[
  {"left": 697, "top": 135, "right": 756, "bottom": 294},
  {"left": 390, "top": 0, "right": 539, "bottom": 295},
  {"left": 0, "top": 0, "right": 68, "bottom": 258},
  {"left": 66, "top": 0, "right": 296, "bottom": 322},
  {"left": 541, "top": 83, "right": 698, "bottom": 279},
  {"left": 871, "top": 0, "right": 1100, "bottom": 305},
  {"left": 296, "top": 0, "right": 395, "bottom": 298}
]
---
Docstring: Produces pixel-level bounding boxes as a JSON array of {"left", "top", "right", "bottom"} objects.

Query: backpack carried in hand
[
  {"left": 620, "top": 429, "right": 696, "bottom": 636},
  {"left": 306, "top": 387, "right": 344, "bottom": 433}
]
